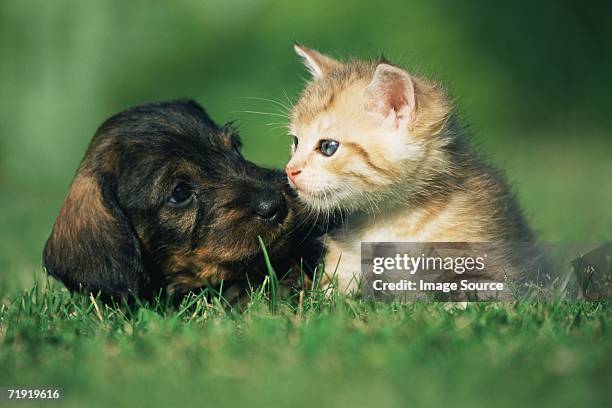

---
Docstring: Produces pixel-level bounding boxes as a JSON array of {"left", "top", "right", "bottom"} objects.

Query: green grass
[{"left": 1, "top": 280, "right": 610, "bottom": 408}]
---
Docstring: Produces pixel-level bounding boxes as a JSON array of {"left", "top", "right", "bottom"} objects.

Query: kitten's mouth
[
  {"left": 296, "top": 188, "right": 322, "bottom": 197},
  {"left": 295, "top": 188, "right": 344, "bottom": 212},
  {"left": 295, "top": 187, "right": 328, "bottom": 200},
  {"left": 289, "top": 179, "right": 352, "bottom": 212},
  {"left": 290, "top": 179, "right": 327, "bottom": 197}
]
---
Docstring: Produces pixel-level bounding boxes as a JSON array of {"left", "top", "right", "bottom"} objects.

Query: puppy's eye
[
  {"left": 169, "top": 182, "right": 194, "bottom": 207},
  {"left": 319, "top": 139, "right": 340, "bottom": 157}
]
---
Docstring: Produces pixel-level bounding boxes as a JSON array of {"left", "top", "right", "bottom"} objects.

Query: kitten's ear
[
  {"left": 294, "top": 43, "right": 342, "bottom": 78},
  {"left": 365, "top": 63, "right": 416, "bottom": 129}
]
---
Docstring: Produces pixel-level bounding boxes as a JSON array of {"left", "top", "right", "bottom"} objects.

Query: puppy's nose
[
  {"left": 285, "top": 166, "right": 302, "bottom": 185},
  {"left": 252, "top": 190, "right": 288, "bottom": 223}
]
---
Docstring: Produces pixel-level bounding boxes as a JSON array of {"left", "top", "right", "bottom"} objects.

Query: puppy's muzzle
[{"left": 251, "top": 188, "right": 288, "bottom": 224}]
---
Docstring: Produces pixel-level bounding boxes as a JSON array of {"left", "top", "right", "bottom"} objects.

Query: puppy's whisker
[
  {"left": 280, "top": 204, "right": 318, "bottom": 238},
  {"left": 298, "top": 207, "right": 320, "bottom": 246}
]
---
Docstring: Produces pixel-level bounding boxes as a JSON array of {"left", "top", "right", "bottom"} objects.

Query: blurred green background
[{"left": 1, "top": 0, "right": 611, "bottom": 292}]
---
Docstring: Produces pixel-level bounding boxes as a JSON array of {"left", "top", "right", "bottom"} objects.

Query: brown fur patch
[
  {"left": 293, "top": 60, "right": 375, "bottom": 125},
  {"left": 341, "top": 142, "right": 400, "bottom": 179},
  {"left": 52, "top": 174, "right": 113, "bottom": 241},
  {"left": 409, "top": 77, "right": 452, "bottom": 138},
  {"left": 172, "top": 263, "right": 231, "bottom": 289}
]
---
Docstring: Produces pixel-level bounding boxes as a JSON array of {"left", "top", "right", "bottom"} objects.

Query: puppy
[{"left": 43, "top": 100, "right": 321, "bottom": 301}]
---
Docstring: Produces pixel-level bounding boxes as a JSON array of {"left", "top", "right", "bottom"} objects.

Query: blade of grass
[{"left": 258, "top": 235, "right": 279, "bottom": 312}]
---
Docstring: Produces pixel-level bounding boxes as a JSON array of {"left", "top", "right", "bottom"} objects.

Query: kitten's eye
[
  {"left": 319, "top": 139, "right": 340, "bottom": 157},
  {"left": 291, "top": 135, "right": 298, "bottom": 150},
  {"left": 169, "top": 182, "right": 194, "bottom": 207}
]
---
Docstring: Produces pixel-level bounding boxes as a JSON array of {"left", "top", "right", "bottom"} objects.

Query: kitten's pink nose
[{"left": 285, "top": 166, "right": 302, "bottom": 185}]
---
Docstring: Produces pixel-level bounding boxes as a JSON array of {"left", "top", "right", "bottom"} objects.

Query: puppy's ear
[
  {"left": 43, "top": 172, "right": 146, "bottom": 300},
  {"left": 220, "top": 122, "right": 242, "bottom": 151}
]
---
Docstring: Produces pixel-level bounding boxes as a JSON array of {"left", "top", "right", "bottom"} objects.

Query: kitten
[{"left": 285, "top": 44, "right": 542, "bottom": 297}]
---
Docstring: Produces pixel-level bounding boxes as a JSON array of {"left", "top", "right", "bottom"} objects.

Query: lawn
[
  {"left": 0, "top": 134, "right": 611, "bottom": 407},
  {"left": 1, "top": 283, "right": 610, "bottom": 408}
]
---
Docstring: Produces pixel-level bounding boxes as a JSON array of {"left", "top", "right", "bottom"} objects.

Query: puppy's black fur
[{"left": 43, "top": 100, "right": 322, "bottom": 301}]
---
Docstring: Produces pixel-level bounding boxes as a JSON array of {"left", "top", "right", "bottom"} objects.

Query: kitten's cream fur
[{"left": 286, "top": 45, "right": 540, "bottom": 295}]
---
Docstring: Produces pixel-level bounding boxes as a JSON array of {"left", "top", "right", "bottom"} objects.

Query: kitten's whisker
[
  {"left": 231, "top": 110, "right": 290, "bottom": 119},
  {"left": 265, "top": 124, "right": 291, "bottom": 132},
  {"left": 263, "top": 122, "right": 290, "bottom": 127},
  {"left": 280, "top": 88, "right": 294, "bottom": 108},
  {"left": 238, "top": 96, "right": 291, "bottom": 113}
]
